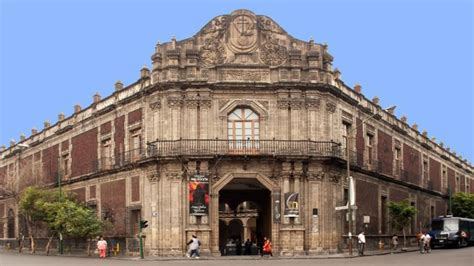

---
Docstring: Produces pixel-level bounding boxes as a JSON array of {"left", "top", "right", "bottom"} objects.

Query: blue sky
[{"left": 1, "top": 0, "right": 473, "bottom": 162}]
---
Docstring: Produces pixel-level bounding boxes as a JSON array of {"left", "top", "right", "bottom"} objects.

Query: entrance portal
[{"left": 218, "top": 178, "right": 271, "bottom": 255}]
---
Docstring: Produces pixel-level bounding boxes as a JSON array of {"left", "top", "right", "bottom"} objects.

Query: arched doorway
[
  {"left": 218, "top": 177, "right": 272, "bottom": 255},
  {"left": 7, "top": 209, "right": 15, "bottom": 238}
]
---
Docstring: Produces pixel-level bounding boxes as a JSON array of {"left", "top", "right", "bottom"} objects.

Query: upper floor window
[
  {"left": 366, "top": 133, "right": 374, "bottom": 165},
  {"left": 342, "top": 122, "right": 351, "bottom": 154},
  {"left": 227, "top": 107, "right": 259, "bottom": 141},
  {"left": 394, "top": 146, "right": 401, "bottom": 176}
]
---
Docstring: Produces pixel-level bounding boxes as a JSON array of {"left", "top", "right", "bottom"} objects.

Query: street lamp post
[
  {"left": 345, "top": 105, "right": 395, "bottom": 256},
  {"left": 57, "top": 157, "right": 64, "bottom": 255}
]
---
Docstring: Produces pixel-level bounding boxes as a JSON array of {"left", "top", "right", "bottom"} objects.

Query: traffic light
[{"left": 140, "top": 220, "right": 148, "bottom": 229}]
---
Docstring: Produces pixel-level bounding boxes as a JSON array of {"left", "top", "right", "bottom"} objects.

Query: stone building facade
[{"left": 0, "top": 9, "right": 473, "bottom": 256}]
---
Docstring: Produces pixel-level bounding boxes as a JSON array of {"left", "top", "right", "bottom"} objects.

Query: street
[{"left": 1, "top": 247, "right": 473, "bottom": 266}]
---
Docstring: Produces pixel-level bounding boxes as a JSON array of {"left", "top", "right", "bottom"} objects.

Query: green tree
[
  {"left": 452, "top": 192, "right": 474, "bottom": 218},
  {"left": 18, "top": 186, "right": 53, "bottom": 254},
  {"left": 388, "top": 200, "right": 417, "bottom": 249},
  {"left": 43, "top": 198, "right": 105, "bottom": 255}
]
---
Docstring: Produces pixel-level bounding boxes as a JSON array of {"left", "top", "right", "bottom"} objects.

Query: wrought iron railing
[{"left": 147, "top": 139, "right": 341, "bottom": 157}]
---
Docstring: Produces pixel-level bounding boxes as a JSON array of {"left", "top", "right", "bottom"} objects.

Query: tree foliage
[
  {"left": 388, "top": 200, "right": 417, "bottom": 248},
  {"left": 18, "top": 186, "right": 105, "bottom": 254},
  {"left": 452, "top": 192, "right": 474, "bottom": 219}
]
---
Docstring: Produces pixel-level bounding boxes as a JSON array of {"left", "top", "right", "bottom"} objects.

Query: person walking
[
  {"left": 244, "top": 238, "right": 252, "bottom": 255},
  {"left": 186, "top": 235, "right": 201, "bottom": 259},
  {"left": 391, "top": 234, "right": 399, "bottom": 252},
  {"left": 235, "top": 238, "right": 242, "bottom": 255},
  {"left": 357, "top": 231, "right": 366, "bottom": 256},
  {"left": 97, "top": 236, "right": 107, "bottom": 258},
  {"left": 261, "top": 237, "right": 273, "bottom": 257},
  {"left": 423, "top": 233, "right": 431, "bottom": 254}
]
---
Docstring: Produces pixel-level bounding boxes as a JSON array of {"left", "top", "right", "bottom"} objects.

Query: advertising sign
[
  {"left": 284, "top": 192, "right": 299, "bottom": 217},
  {"left": 189, "top": 174, "right": 209, "bottom": 215}
]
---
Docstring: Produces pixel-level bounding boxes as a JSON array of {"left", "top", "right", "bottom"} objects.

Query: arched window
[
  {"left": 227, "top": 107, "right": 259, "bottom": 141},
  {"left": 7, "top": 209, "right": 15, "bottom": 238}
]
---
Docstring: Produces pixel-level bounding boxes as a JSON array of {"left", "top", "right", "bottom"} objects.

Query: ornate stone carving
[
  {"left": 289, "top": 99, "right": 305, "bottom": 110},
  {"left": 329, "top": 173, "right": 340, "bottom": 184},
  {"left": 167, "top": 96, "right": 183, "bottom": 108},
  {"left": 200, "top": 37, "right": 226, "bottom": 66},
  {"left": 307, "top": 170, "right": 324, "bottom": 181},
  {"left": 200, "top": 98, "right": 212, "bottom": 109},
  {"left": 219, "top": 69, "right": 269, "bottom": 82},
  {"left": 260, "top": 32, "right": 288, "bottom": 66},
  {"left": 166, "top": 171, "right": 183, "bottom": 181},
  {"left": 277, "top": 99, "right": 290, "bottom": 109},
  {"left": 185, "top": 97, "right": 200, "bottom": 108},
  {"left": 305, "top": 98, "right": 320, "bottom": 109},
  {"left": 326, "top": 102, "right": 336, "bottom": 113},
  {"left": 227, "top": 12, "right": 258, "bottom": 53},
  {"left": 149, "top": 99, "right": 161, "bottom": 110},
  {"left": 147, "top": 173, "right": 160, "bottom": 182}
]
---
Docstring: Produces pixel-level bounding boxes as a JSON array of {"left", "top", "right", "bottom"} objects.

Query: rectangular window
[
  {"left": 430, "top": 206, "right": 435, "bottom": 219},
  {"left": 61, "top": 154, "right": 69, "bottom": 177},
  {"left": 130, "top": 209, "right": 141, "bottom": 236},
  {"left": 394, "top": 147, "right": 401, "bottom": 176},
  {"left": 422, "top": 158, "right": 429, "bottom": 187},
  {"left": 101, "top": 139, "right": 112, "bottom": 170},
  {"left": 442, "top": 165, "right": 448, "bottom": 193},
  {"left": 129, "top": 129, "right": 142, "bottom": 162},
  {"left": 342, "top": 122, "right": 351, "bottom": 156},
  {"left": 366, "top": 133, "right": 374, "bottom": 165}
]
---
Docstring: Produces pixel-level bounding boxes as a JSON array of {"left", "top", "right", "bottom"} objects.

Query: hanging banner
[
  {"left": 284, "top": 192, "right": 299, "bottom": 217},
  {"left": 189, "top": 174, "right": 209, "bottom": 215}
]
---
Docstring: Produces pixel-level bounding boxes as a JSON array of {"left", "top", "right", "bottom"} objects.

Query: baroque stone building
[{"left": 0, "top": 9, "right": 473, "bottom": 256}]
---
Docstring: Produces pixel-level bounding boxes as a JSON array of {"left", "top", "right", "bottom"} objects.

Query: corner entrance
[{"left": 218, "top": 178, "right": 271, "bottom": 255}]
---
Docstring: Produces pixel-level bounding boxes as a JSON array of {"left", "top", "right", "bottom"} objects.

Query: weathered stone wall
[{"left": 42, "top": 144, "right": 59, "bottom": 184}]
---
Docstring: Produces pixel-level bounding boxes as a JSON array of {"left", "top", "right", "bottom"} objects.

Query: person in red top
[{"left": 261, "top": 237, "right": 273, "bottom": 257}]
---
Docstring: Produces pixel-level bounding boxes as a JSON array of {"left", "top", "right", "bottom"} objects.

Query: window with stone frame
[
  {"left": 455, "top": 174, "right": 461, "bottom": 193},
  {"left": 341, "top": 122, "right": 351, "bottom": 157},
  {"left": 227, "top": 107, "right": 259, "bottom": 150},
  {"left": 100, "top": 138, "right": 112, "bottom": 170},
  {"left": 60, "top": 153, "right": 70, "bottom": 178},
  {"left": 394, "top": 144, "right": 402, "bottom": 177},
  {"left": 422, "top": 156, "right": 429, "bottom": 188},
  {"left": 366, "top": 132, "right": 374, "bottom": 166},
  {"left": 129, "top": 128, "right": 142, "bottom": 161},
  {"left": 130, "top": 209, "right": 141, "bottom": 236},
  {"left": 442, "top": 165, "right": 448, "bottom": 194}
]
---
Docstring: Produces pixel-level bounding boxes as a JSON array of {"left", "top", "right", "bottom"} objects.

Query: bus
[{"left": 429, "top": 216, "right": 474, "bottom": 248}]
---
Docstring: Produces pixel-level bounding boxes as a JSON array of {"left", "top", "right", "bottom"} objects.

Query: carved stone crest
[
  {"left": 167, "top": 96, "right": 183, "bottom": 108},
  {"left": 149, "top": 99, "right": 161, "bottom": 110},
  {"left": 200, "top": 37, "right": 226, "bottom": 66},
  {"left": 227, "top": 13, "right": 258, "bottom": 53}
]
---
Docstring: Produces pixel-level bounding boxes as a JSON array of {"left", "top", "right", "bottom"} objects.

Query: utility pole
[{"left": 57, "top": 157, "right": 64, "bottom": 255}]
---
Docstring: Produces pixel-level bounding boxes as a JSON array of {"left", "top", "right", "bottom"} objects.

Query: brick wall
[
  {"left": 128, "top": 108, "right": 142, "bottom": 125},
  {"left": 403, "top": 144, "right": 421, "bottom": 185},
  {"left": 101, "top": 121, "right": 111, "bottom": 135},
  {"left": 435, "top": 200, "right": 447, "bottom": 217},
  {"left": 71, "top": 128, "right": 98, "bottom": 177},
  {"left": 355, "top": 118, "right": 364, "bottom": 166},
  {"left": 19, "top": 155, "right": 33, "bottom": 190},
  {"left": 114, "top": 116, "right": 125, "bottom": 158},
  {"left": 471, "top": 179, "right": 474, "bottom": 194},
  {"left": 389, "top": 188, "right": 408, "bottom": 202},
  {"left": 131, "top": 176, "right": 140, "bottom": 202},
  {"left": 429, "top": 158, "right": 441, "bottom": 192},
  {"left": 101, "top": 179, "right": 126, "bottom": 236},
  {"left": 448, "top": 168, "right": 456, "bottom": 192},
  {"left": 417, "top": 196, "right": 431, "bottom": 229},
  {"left": 460, "top": 176, "right": 465, "bottom": 192},
  {"left": 377, "top": 130, "right": 393, "bottom": 176},
  {"left": 356, "top": 179, "right": 379, "bottom": 234},
  {"left": 61, "top": 140, "right": 69, "bottom": 152},
  {"left": 42, "top": 144, "right": 59, "bottom": 184},
  {"left": 70, "top": 187, "right": 86, "bottom": 202}
]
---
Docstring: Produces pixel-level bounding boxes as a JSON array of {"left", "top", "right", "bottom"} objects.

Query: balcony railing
[{"left": 147, "top": 139, "right": 341, "bottom": 158}]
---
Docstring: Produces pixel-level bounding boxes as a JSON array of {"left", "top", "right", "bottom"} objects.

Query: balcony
[{"left": 147, "top": 139, "right": 341, "bottom": 158}]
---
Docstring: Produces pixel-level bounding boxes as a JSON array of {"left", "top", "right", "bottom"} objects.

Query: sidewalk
[{"left": 0, "top": 246, "right": 421, "bottom": 261}]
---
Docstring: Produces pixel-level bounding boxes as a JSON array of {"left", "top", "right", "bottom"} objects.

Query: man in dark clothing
[{"left": 244, "top": 238, "right": 252, "bottom": 255}]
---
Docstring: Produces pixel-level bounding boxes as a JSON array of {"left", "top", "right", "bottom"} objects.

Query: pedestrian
[
  {"left": 186, "top": 235, "right": 201, "bottom": 259},
  {"left": 244, "top": 238, "right": 252, "bottom": 255},
  {"left": 418, "top": 231, "right": 425, "bottom": 253},
  {"left": 235, "top": 238, "right": 242, "bottom": 255},
  {"left": 357, "top": 231, "right": 365, "bottom": 256},
  {"left": 97, "top": 236, "right": 107, "bottom": 258},
  {"left": 423, "top": 233, "right": 431, "bottom": 254},
  {"left": 391, "top": 234, "right": 399, "bottom": 252},
  {"left": 261, "top": 237, "right": 273, "bottom": 257}
]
